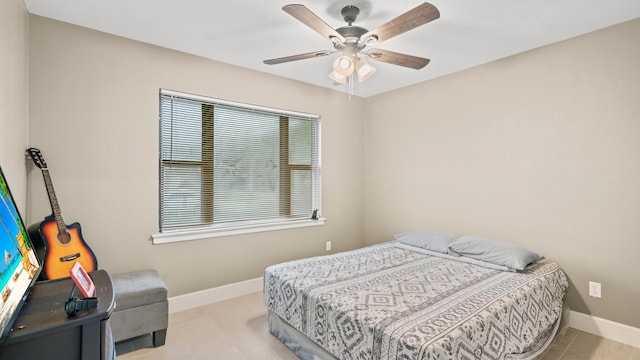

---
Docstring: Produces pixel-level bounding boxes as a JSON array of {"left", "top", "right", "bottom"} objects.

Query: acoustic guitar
[{"left": 26, "top": 148, "right": 98, "bottom": 280}]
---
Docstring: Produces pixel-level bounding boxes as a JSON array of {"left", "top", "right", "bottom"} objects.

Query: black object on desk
[{"left": 0, "top": 270, "right": 115, "bottom": 360}]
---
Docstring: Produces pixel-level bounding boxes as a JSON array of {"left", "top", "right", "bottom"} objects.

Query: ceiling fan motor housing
[
  {"left": 335, "top": 26, "right": 368, "bottom": 50},
  {"left": 336, "top": 6, "right": 375, "bottom": 50}
]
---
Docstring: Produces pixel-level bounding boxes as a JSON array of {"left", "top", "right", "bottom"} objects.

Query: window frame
[{"left": 152, "top": 89, "right": 324, "bottom": 245}]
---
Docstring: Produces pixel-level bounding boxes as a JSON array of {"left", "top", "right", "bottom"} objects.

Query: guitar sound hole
[{"left": 57, "top": 231, "right": 72, "bottom": 244}]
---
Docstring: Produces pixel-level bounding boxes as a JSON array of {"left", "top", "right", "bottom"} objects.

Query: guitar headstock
[{"left": 26, "top": 148, "right": 47, "bottom": 169}]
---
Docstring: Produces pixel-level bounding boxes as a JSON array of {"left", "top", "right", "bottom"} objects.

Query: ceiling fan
[{"left": 263, "top": 2, "right": 440, "bottom": 84}]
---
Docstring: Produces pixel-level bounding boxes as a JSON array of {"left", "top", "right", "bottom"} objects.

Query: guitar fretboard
[{"left": 42, "top": 169, "right": 68, "bottom": 236}]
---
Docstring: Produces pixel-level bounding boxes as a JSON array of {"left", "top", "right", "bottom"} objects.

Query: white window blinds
[{"left": 159, "top": 89, "right": 321, "bottom": 233}]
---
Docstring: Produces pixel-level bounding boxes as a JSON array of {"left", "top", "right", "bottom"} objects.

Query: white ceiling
[{"left": 24, "top": 0, "right": 640, "bottom": 98}]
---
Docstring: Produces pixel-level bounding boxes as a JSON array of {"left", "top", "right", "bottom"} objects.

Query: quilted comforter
[{"left": 264, "top": 242, "right": 568, "bottom": 360}]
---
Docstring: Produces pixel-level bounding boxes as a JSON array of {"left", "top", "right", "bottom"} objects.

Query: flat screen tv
[{"left": 0, "top": 166, "right": 41, "bottom": 344}]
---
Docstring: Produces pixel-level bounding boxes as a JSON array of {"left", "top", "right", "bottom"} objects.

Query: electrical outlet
[
  {"left": 325, "top": 241, "right": 332, "bottom": 252},
  {"left": 589, "top": 281, "right": 601, "bottom": 298}
]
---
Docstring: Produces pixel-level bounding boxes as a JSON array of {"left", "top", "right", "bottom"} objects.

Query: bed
[{"left": 264, "top": 234, "right": 568, "bottom": 360}]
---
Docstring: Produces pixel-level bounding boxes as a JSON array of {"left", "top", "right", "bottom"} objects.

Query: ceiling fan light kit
[
  {"left": 264, "top": 2, "right": 440, "bottom": 88},
  {"left": 334, "top": 56, "right": 355, "bottom": 76},
  {"left": 330, "top": 70, "right": 348, "bottom": 85},
  {"left": 330, "top": 56, "right": 351, "bottom": 84},
  {"left": 356, "top": 58, "right": 376, "bottom": 81},
  {"left": 329, "top": 55, "right": 376, "bottom": 83}
]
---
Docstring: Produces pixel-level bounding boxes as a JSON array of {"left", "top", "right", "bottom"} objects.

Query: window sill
[{"left": 151, "top": 218, "right": 326, "bottom": 244}]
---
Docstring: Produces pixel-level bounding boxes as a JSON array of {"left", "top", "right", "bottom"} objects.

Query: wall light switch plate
[{"left": 325, "top": 241, "right": 331, "bottom": 252}]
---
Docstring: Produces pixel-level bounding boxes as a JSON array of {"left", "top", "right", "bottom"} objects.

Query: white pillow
[{"left": 449, "top": 236, "right": 540, "bottom": 271}]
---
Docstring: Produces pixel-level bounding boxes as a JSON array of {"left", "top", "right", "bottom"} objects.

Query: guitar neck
[{"left": 41, "top": 169, "right": 67, "bottom": 233}]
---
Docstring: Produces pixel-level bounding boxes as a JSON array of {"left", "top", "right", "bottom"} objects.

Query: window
[{"left": 153, "top": 89, "right": 322, "bottom": 244}]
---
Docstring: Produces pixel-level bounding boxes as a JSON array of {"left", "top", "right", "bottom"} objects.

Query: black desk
[{"left": 0, "top": 270, "right": 115, "bottom": 360}]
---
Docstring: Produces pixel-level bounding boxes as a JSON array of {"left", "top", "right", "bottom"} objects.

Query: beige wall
[
  {"left": 27, "top": 16, "right": 366, "bottom": 296},
  {"left": 364, "top": 19, "right": 640, "bottom": 327},
  {"left": 0, "top": 0, "right": 30, "bottom": 207}
]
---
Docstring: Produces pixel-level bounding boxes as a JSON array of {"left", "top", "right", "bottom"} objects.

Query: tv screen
[{"left": 0, "top": 166, "right": 42, "bottom": 344}]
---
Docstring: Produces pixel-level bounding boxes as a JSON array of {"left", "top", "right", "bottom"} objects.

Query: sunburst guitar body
[
  {"left": 28, "top": 216, "right": 97, "bottom": 280},
  {"left": 26, "top": 148, "right": 98, "bottom": 280}
]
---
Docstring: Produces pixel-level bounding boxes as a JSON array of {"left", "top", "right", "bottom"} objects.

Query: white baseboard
[
  {"left": 168, "top": 280, "right": 640, "bottom": 349},
  {"left": 168, "top": 277, "right": 263, "bottom": 314},
  {"left": 569, "top": 310, "right": 640, "bottom": 348}
]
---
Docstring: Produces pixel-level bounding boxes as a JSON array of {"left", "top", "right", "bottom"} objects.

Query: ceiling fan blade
[
  {"left": 263, "top": 50, "right": 334, "bottom": 65},
  {"left": 360, "top": 2, "right": 439, "bottom": 44},
  {"left": 366, "top": 49, "right": 430, "bottom": 70},
  {"left": 283, "top": 4, "right": 346, "bottom": 44}
]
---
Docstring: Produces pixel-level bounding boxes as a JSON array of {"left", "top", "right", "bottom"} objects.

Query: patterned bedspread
[{"left": 264, "top": 242, "right": 568, "bottom": 360}]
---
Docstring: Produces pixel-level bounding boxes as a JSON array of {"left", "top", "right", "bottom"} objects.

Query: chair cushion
[{"left": 112, "top": 270, "right": 167, "bottom": 311}]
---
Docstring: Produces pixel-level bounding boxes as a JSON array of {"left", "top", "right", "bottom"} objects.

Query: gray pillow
[
  {"left": 394, "top": 230, "right": 456, "bottom": 254},
  {"left": 449, "top": 236, "right": 540, "bottom": 271}
]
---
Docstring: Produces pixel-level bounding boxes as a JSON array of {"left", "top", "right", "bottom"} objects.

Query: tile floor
[{"left": 115, "top": 291, "right": 640, "bottom": 359}]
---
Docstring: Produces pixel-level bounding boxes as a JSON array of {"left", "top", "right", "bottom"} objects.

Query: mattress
[{"left": 264, "top": 242, "right": 568, "bottom": 360}]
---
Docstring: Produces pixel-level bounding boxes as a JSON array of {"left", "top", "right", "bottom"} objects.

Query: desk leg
[{"left": 81, "top": 322, "right": 100, "bottom": 359}]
